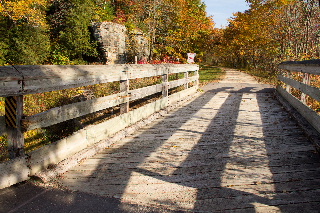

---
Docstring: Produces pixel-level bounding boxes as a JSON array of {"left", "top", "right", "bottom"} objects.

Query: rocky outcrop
[{"left": 92, "top": 22, "right": 127, "bottom": 64}]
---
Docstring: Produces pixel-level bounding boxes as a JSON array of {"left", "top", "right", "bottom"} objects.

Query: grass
[
  {"left": 239, "top": 68, "right": 278, "bottom": 85},
  {"left": 199, "top": 66, "right": 226, "bottom": 86}
]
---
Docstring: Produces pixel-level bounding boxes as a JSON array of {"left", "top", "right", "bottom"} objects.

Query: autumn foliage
[
  {"left": 0, "top": 0, "right": 215, "bottom": 65},
  {"left": 213, "top": 0, "right": 320, "bottom": 73}
]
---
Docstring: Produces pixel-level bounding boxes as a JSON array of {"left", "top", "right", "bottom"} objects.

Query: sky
[{"left": 202, "top": 0, "right": 250, "bottom": 28}]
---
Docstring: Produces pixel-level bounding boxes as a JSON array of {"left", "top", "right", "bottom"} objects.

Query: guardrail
[
  {"left": 0, "top": 64, "right": 199, "bottom": 189},
  {"left": 277, "top": 60, "right": 320, "bottom": 134}
]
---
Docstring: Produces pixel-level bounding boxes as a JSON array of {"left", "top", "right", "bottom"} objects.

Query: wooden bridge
[{"left": 0, "top": 62, "right": 320, "bottom": 212}]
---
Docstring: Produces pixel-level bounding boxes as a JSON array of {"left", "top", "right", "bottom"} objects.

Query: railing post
[
  {"left": 184, "top": 71, "right": 189, "bottom": 89},
  {"left": 195, "top": 69, "right": 199, "bottom": 89},
  {"left": 5, "top": 95, "right": 24, "bottom": 158},
  {"left": 301, "top": 73, "right": 311, "bottom": 104},
  {"left": 162, "top": 72, "right": 168, "bottom": 98},
  {"left": 120, "top": 71, "right": 129, "bottom": 114},
  {"left": 286, "top": 71, "right": 292, "bottom": 94}
]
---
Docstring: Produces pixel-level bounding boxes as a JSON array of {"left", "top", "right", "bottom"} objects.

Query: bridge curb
[{"left": 275, "top": 91, "right": 320, "bottom": 153}]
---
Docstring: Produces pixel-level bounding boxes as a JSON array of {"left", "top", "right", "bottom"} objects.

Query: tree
[{"left": 0, "top": 0, "right": 50, "bottom": 65}]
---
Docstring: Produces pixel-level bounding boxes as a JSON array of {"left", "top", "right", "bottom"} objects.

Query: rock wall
[
  {"left": 92, "top": 22, "right": 127, "bottom": 64},
  {"left": 92, "top": 22, "right": 150, "bottom": 64}
]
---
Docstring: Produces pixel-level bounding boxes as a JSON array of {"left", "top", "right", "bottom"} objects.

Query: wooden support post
[
  {"left": 120, "top": 77, "right": 129, "bottom": 114},
  {"left": 5, "top": 95, "right": 24, "bottom": 158},
  {"left": 195, "top": 70, "right": 199, "bottom": 89},
  {"left": 184, "top": 72, "right": 189, "bottom": 89},
  {"left": 301, "top": 73, "right": 311, "bottom": 104},
  {"left": 162, "top": 73, "right": 168, "bottom": 98},
  {"left": 286, "top": 72, "right": 292, "bottom": 94}
]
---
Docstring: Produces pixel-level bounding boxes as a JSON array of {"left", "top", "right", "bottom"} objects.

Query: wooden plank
[
  {"left": 0, "top": 64, "right": 199, "bottom": 96},
  {"left": 0, "top": 66, "right": 23, "bottom": 97},
  {"left": 163, "top": 73, "right": 169, "bottom": 98},
  {"left": 279, "top": 60, "right": 320, "bottom": 75},
  {"left": 23, "top": 92, "right": 127, "bottom": 131},
  {"left": 126, "top": 64, "right": 165, "bottom": 79},
  {"left": 120, "top": 77, "right": 129, "bottom": 114},
  {"left": 15, "top": 65, "right": 125, "bottom": 95},
  {"left": 130, "top": 84, "right": 163, "bottom": 101},
  {"left": 278, "top": 75, "right": 320, "bottom": 102},
  {"left": 184, "top": 72, "right": 189, "bottom": 89},
  {"left": 0, "top": 116, "right": 5, "bottom": 136},
  {"left": 6, "top": 96, "right": 24, "bottom": 158},
  {"left": 301, "top": 73, "right": 311, "bottom": 104},
  {"left": 169, "top": 86, "right": 198, "bottom": 105},
  {"left": 277, "top": 86, "right": 320, "bottom": 133},
  {"left": 0, "top": 157, "right": 30, "bottom": 190},
  {"left": 166, "top": 64, "right": 199, "bottom": 74},
  {"left": 168, "top": 79, "right": 188, "bottom": 89}
]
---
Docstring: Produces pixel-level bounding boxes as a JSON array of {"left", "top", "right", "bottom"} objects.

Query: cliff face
[
  {"left": 92, "top": 22, "right": 150, "bottom": 64},
  {"left": 92, "top": 22, "right": 127, "bottom": 64}
]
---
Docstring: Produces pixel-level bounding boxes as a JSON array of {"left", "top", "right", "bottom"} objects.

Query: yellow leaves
[{"left": 1, "top": 0, "right": 48, "bottom": 27}]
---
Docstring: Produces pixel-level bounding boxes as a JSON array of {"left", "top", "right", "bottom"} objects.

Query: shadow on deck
[{"left": 1, "top": 74, "right": 320, "bottom": 212}]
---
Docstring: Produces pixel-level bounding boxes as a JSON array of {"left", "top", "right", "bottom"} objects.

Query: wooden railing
[
  {"left": 278, "top": 60, "right": 320, "bottom": 133},
  {"left": 0, "top": 64, "right": 199, "bottom": 189}
]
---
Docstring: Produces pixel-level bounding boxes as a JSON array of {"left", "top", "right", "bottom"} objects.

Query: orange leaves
[{"left": 0, "top": 0, "right": 48, "bottom": 27}]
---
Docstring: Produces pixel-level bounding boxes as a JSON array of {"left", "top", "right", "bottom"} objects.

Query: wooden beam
[
  {"left": 120, "top": 74, "right": 129, "bottom": 114},
  {"left": 168, "top": 79, "right": 188, "bottom": 89},
  {"left": 277, "top": 86, "right": 320, "bottom": 134},
  {"left": 278, "top": 75, "right": 320, "bottom": 103},
  {"left": 130, "top": 84, "right": 163, "bottom": 101},
  {"left": 184, "top": 72, "right": 189, "bottom": 89},
  {"left": 0, "top": 64, "right": 199, "bottom": 97},
  {"left": 23, "top": 92, "right": 127, "bottom": 131},
  {"left": 279, "top": 60, "right": 320, "bottom": 75},
  {"left": 162, "top": 73, "right": 169, "bottom": 98},
  {"left": 5, "top": 96, "right": 24, "bottom": 158},
  {"left": 301, "top": 73, "right": 311, "bottom": 104},
  {"left": 0, "top": 66, "right": 23, "bottom": 97}
]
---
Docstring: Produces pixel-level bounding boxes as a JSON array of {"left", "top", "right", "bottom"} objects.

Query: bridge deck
[{"left": 58, "top": 69, "right": 320, "bottom": 212}]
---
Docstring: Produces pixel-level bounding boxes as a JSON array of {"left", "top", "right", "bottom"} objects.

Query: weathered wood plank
[
  {"left": 15, "top": 65, "right": 125, "bottom": 95},
  {"left": 0, "top": 64, "right": 198, "bottom": 96},
  {"left": 0, "top": 116, "right": 5, "bottom": 136},
  {"left": 169, "top": 86, "right": 198, "bottom": 105},
  {"left": 166, "top": 64, "right": 199, "bottom": 74},
  {"left": 23, "top": 92, "right": 127, "bottom": 131},
  {"left": 168, "top": 79, "right": 188, "bottom": 89},
  {"left": 126, "top": 64, "right": 199, "bottom": 79},
  {"left": 120, "top": 77, "right": 129, "bottom": 114},
  {"left": 279, "top": 60, "right": 320, "bottom": 75},
  {"left": 130, "top": 84, "right": 163, "bottom": 101},
  {"left": 0, "top": 66, "right": 23, "bottom": 97},
  {"left": 278, "top": 75, "right": 320, "bottom": 102},
  {"left": 126, "top": 64, "right": 165, "bottom": 79},
  {"left": 277, "top": 86, "right": 320, "bottom": 133},
  {"left": 6, "top": 96, "right": 24, "bottom": 158}
]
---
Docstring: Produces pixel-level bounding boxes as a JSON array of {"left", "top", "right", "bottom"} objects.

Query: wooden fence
[
  {"left": 278, "top": 60, "right": 320, "bottom": 134},
  {"left": 0, "top": 64, "right": 199, "bottom": 189}
]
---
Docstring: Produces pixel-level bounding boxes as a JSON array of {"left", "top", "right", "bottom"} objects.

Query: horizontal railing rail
[
  {"left": 278, "top": 60, "right": 320, "bottom": 133},
  {"left": 0, "top": 64, "right": 199, "bottom": 189}
]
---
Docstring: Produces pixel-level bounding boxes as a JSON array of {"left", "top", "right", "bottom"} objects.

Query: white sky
[{"left": 202, "top": 0, "right": 250, "bottom": 28}]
